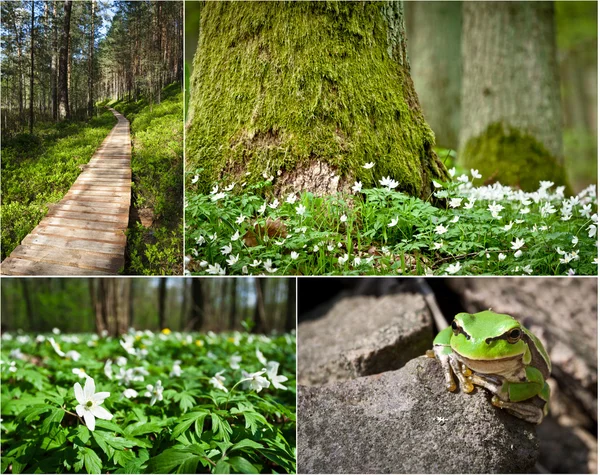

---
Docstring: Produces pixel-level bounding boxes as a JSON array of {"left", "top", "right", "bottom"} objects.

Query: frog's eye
[
  {"left": 451, "top": 321, "right": 458, "bottom": 334},
  {"left": 507, "top": 328, "right": 522, "bottom": 343}
]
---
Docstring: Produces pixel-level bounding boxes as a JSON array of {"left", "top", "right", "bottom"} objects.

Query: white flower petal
[
  {"left": 75, "top": 404, "right": 85, "bottom": 417},
  {"left": 90, "top": 405, "right": 113, "bottom": 421},
  {"left": 83, "top": 411, "right": 96, "bottom": 431},
  {"left": 83, "top": 377, "right": 95, "bottom": 400},
  {"left": 93, "top": 392, "right": 110, "bottom": 404},
  {"left": 74, "top": 382, "right": 84, "bottom": 405}
]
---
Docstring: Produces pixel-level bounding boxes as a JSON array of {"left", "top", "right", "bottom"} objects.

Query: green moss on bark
[
  {"left": 461, "top": 123, "right": 571, "bottom": 193},
  {"left": 186, "top": 1, "right": 446, "bottom": 198}
]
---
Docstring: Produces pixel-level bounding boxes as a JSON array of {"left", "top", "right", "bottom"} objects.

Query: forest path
[{"left": 1, "top": 108, "right": 131, "bottom": 275}]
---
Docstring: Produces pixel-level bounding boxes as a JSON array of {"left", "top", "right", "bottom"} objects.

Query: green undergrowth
[
  {"left": 1, "top": 329, "right": 296, "bottom": 473},
  {"left": 185, "top": 170, "right": 598, "bottom": 276},
  {"left": 187, "top": 2, "right": 445, "bottom": 198},
  {"left": 1, "top": 112, "right": 117, "bottom": 260},
  {"left": 109, "top": 83, "right": 183, "bottom": 275}
]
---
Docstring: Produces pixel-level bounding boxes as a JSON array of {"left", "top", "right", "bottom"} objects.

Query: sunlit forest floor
[
  {"left": 0, "top": 328, "right": 296, "bottom": 474},
  {"left": 106, "top": 83, "right": 183, "bottom": 275},
  {"left": 1, "top": 112, "right": 117, "bottom": 261}
]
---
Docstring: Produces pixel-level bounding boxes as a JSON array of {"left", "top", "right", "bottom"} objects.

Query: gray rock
[
  {"left": 298, "top": 293, "right": 432, "bottom": 386},
  {"left": 298, "top": 357, "right": 539, "bottom": 474}
]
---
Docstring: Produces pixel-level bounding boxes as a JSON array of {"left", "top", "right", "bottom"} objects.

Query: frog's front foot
[{"left": 448, "top": 354, "right": 474, "bottom": 393}]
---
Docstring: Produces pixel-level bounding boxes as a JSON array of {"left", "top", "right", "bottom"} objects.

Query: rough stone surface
[
  {"left": 298, "top": 293, "right": 432, "bottom": 386},
  {"left": 298, "top": 357, "right": 539, "bottom": 474}
]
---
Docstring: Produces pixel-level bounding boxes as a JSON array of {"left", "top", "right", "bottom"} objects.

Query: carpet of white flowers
[
  {"left": 0, "top": 329, "right": 296, "bottom": 474},
  {"left": 185, "top": 167, "right": 598, "bottom": 276}
]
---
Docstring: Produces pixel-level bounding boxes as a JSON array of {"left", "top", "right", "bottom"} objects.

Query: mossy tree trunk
[
  {"left": 405, "top": 1, "right": 462, "bottom": 150},
  {"left": 187, "top": 1, "right": 446, "bottom": 199},
  {"left": 459, "top": 2, "right": 569, "bottom": 192}
]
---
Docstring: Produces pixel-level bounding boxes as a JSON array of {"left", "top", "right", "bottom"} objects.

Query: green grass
[
  {"left": 1, "top": 112, "right": 117, "bottom": 260},
  {"left": 110, "top": 83, "right": 183, "bottom": 275}
]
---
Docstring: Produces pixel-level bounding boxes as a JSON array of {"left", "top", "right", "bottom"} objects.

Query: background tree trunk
[
  {"left": 229, "top": 279, "right": 237, "bottom": 330},
  {"left": 190, "top": 279, "right": 204, "bottom": 330},
  {"left": 187, "top": 1, "right": 446, "bottom": 199},
  {"left": 285, "top": 278, "right": 296, "bottom": 332},
  {"left": 459, "top": 2, "right": 569, "bottom": 192},
  {"left": 87, "top": 0, "right": 95, "bottom": 117},
  {"left": 253, "top": 279, "right": 266, "bottom": 333},
  {"left": 20, "top": 280, "right": 34, "bottom": 331},
  {"left": 28, "top": 0, "right": 34, "bottom": 133},
  {"left": 405, "top": 1, "right": 462, "bottom": 150},
  {"left": 51, "top": 0, "right": 57, "bottom": 120},
  {"left": 57, "top": 0, "right": 71, "bottom": 120},
  {"left": 158, "top": 278, "right": 167, "bottom": 330}
]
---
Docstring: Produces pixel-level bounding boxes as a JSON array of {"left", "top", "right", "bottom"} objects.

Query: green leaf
[
  {"left": 94, "top": 430, "right": 138, "bottom": 451},
  {"left": 210, "top": 413, "right": 232, "bottom": 442},
  {"left": 214, "top": 460, "right": 231, "bottom": 474},
  {"left": 77, "top": 448, "right": 102, "bottom": 474},
  {"left": 95, "top": 419, "right": 125, "bottom": 434},
  {"left": 17, "top": 404, "right": 50, "bottom": 424},
  {"left": 230, "top": 439, "right": 263, "bottom": 452},
  {"left": 229, "top": 456, "right": 258, "bottom": 474},
  {"left": 40, "top": 408, "right": 65, "bottom": 435},
  {"left": 146, "top": 447, "right": 202, "bottom": 474},
  {"left": 171, "top": 411, "right": 208, "bottom": 440}
]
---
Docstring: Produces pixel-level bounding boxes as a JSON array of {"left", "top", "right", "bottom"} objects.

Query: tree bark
[
  {"left": 51, "top": 0, "right": 58, "bottom": 120},
  {"left": 90, "top": 279, "right": 107, "bottom": 335},
  {"left": 253, "top": 279, "right": 267, "bottom": 334},
  {"left": 90, "top": 279, "right": 130, "bottom": 336},
  {"left": 158, "top": 278, "right": 167, "bottom": 330},
  {"left": 20, "top": 280, "right": 34, "bottom": 331},
  {"left": 87, "top": 0, "right": 95, "bottom": 117},
  {"left": 405, "top": 1, "right": 462, "bottom": 150},
  {"left": 229, "top": 278, "right": 237, "bottom": 330},
  {"left": 57, "top": 0, "right": 71, "bottom": 120},
  {"left": 29, "top": 0, "right": 34, "bottom": 134},
  {"left": 187, "top": 1, "right": 447, "bottom": 199},
  {"left": 285, "top": 278, "right": 296, "bottom": 332},
  {"left": 459, "top": 2, "right": 569, "bottom": 192},
  {"left": 190, "top": 278, "right": 204, "bottom": 330}
]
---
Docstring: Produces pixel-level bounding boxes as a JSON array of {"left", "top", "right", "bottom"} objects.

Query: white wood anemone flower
[{"left": 74, "top": 377, "right": 112, "bottom": 431}]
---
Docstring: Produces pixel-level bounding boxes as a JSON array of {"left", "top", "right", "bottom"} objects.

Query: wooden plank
[
  {"left": 31, "top": 223, "right": 126, "bottom": 245},
  {"left": 64, "top": 193, "right": 130, "bottom": 205},
  {"left": 70, "top": 184, "right": 130, "bottom": 192},
  {"left": 58, "top": 199, "right": 129, "bottom": 212},
  {"left": 47, "top": 209, "right": 129, "bottom": 225},
  {"left": 74, "top": 177, "right": 131, "bottom": 185},
  {"left": 1, "top": 257, "right": 111, "bottom": 275},
  {"left": 22, "top": 233, "right": 124, "bottom": 255},
  {"left": 9, "top": 244, "right": 124, "bottom": 273},
  {"left": 40, "top": 216, "right": 127, "bottom": 231},
  {"left": 67, "top": 189, "right": 130, "bottom": 198}
]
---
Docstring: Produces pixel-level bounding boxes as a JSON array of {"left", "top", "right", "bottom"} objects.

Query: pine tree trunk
[
  {"left": 51, "top": 0, "right": 57, "bottom": 120},
  {"left": 87, "top": 0, "right": 95, "bottom": 117},
  {"left": 253, "top": 279, "right": 266, "bottom": 334},
  {"left": 229, "top": 278, "right": 237, "bottom": 330},
  {"left": 187, "top": 1, "right": 447, "bottom": 199},
  {"left": 158, "top": 279, "right": 167, "bottom": 330},
  {"left": 29, "top": 0, "right": 34, "bottom": 134},
  {"left": 405, "top": 1, "right": 462, "bottom": 150},
  {"left": 285, "top": 278, "right": 296, "bottom": 332},
  {"left": 190, "top": 279, "right": 204, "bottom": 330},
  {"left": 459, "top": 2, "right": 569, "bottom": 192},
  {"left": 57, "top": 0, "right": 71, "bottom": 120}
]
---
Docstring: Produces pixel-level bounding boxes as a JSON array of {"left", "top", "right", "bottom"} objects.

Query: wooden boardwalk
[{"left": 1, "top": 108, "right": 131, "bottom": 275}]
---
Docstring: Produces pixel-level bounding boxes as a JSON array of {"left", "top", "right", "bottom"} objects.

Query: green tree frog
[{"left": 427, "top": 310, "right": 551, "bottom": 424}]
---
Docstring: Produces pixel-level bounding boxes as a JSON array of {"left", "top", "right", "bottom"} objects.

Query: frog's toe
[
  {"left": 489, "top": 397, "right": 544, "bottom": 424},
  {"left": 449, "top": 356, "right": 474, "bottom": 393}
]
